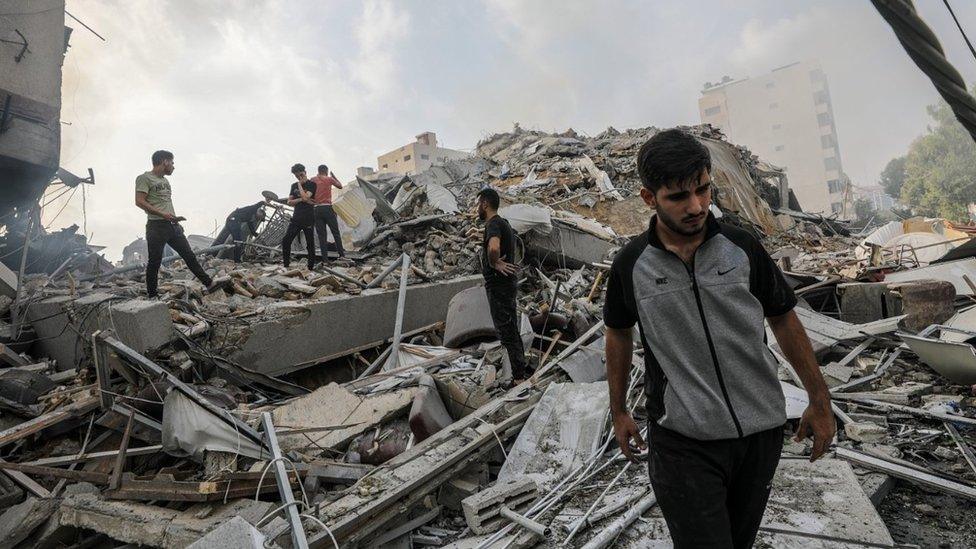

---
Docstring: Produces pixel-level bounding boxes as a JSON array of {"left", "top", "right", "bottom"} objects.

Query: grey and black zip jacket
[{"left": 604, "top": 213, "right": 797, "bottom": 441}]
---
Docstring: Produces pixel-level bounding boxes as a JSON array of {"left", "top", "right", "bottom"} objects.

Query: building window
[
  {"left": 821, "top": 134, "right": 835, "bottom": 149},
  {"left": 421, "top": 154, "right": 429, "bottom": 160},
  {"left": 824, "top": 157, "right": 839, "bottom": 171},
  {"left": 830, "top": 202, "right": 843, "bottom": 214},
  {"left": 772, "top": 124, "right": 782, "bottom": 130},
  {"left": 704, "top": 105, "right": 721, "bottom": 116},
  {"left": 404, "top": 155, "right": 411, "bottom": 161},
  {"left": 827, "top": 179, "right": 844, "bottom": 193},
  {"left": 382, "top": 164, "right": 388, "bottom": 169},
  {"left": 765, "top": 82, "right": 775, "bottom": 89},
  {"left": 817, "top": 112, "right": 832, "bottom": 127},
  {"left": 775, "top": 145, "right": 785, "bottom": 151},
  {"left": 814, "top": 90, "right": 829, "bottom": 105},
  {"left": 769, "top": 102, "right": 779, "bottom": 110}
]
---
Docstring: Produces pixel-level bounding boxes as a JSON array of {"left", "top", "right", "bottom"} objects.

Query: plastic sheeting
[
  {"left": 498, "top": 203, "right": 553, "bottom": 235},
  {"left": 333, "top": 184, "right": 378, "bottom": 249},
  {"left": 162, "top": 391, "right": 265, "bottom": 462}
]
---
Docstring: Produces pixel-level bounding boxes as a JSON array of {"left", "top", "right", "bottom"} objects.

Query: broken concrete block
[
  {"left": 890, "top": 280, "right": 956, "bottom": 333},
  {"left": 0, "top": 262, "right": 16, "bottom": 298},
  {"left": 0, "top": 496, "right": 58, "bottom": 547},
  {"left": 409, "top": 374, "right": 455, "bottom": 442},
  {"left": 497, "top": 382, "right": 608, "bottom": 490},
  {"left": 187, "top": 516, "right": 266, "bottom": 549},
  {"left": 880, "top": 381, "right": 933, "bottom": 398},
  {"left": 226, "top": 275, "right": 483, "bottom": 376},
  {"left": 557, "top": 340, "right": 606, "bottom": 383},
  {"left": 443, "top": 286, "right": 497, "bottom": 348},
  {"left": 272, "top": 382, "right": 416, "bottom": 453},
  {"left": 440, "top": 475, "right": 483, "bottom": 512},
  {"left": 837, "top": 282, "right": 896, "bottom": 325},
  {"left": 106, "top": 299, "right": 175, "bottom": 354},
  {"left": 845, "top": 422, "right": 888, "bottom": 443},
  {"left": 435, "top": 370, "right": 494, "bottom": 419},
  {"left": 462, "top": 477, "right": 539, "bottom": 535}
]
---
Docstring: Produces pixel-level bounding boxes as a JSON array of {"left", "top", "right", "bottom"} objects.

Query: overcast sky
[{"left": 50, "top": 0, "right": 976, "bottom": 260}]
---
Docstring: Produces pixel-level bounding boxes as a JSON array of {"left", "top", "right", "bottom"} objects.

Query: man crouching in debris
[
  {"left": 135, "top": 150, "right": 215, "bottom": 298},
  {"left": 214, "top": 198, "right": 270, "bottom": 262},
  {"left": 477, "top": 187, "right": 529, "bottom": 381},
  {"left": 604, "top": 129, "right": 835, "bottom": 548}
]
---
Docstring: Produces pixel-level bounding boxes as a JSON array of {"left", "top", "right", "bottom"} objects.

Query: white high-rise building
[{"left": 699, "top": 61, "right": 849, "bottom": 216}]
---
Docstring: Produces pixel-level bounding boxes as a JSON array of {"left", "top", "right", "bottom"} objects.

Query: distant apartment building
[
  {"left": 376, "top": 132, "right": 471, "bottom": 175},
  {"left": 699, "top": 61, "right": 848, "bottom": 215}
]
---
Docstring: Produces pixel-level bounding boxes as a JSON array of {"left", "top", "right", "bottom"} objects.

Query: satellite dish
[{"left": 262, "top": 190, "right": 280, "bottom": 201}]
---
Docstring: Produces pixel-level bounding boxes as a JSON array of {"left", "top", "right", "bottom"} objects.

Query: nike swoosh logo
[{"left": 717, "top": 267, "right": 736, "bottom": 275}]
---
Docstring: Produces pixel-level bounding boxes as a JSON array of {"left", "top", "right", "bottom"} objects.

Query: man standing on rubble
[
  {"left": 281, "top": 163, "right": 317, "bottom": 270},
  {"left": 477, "top": 187, "right": 529, "bottom": 380},
  {"left": 310, "top": 164, "right": 345, "bottom": 262},
  {"left": 214, "top": 198, "right": 270, "bottom": 263},
  {"left": 604, "top": 129, "right": 835, "bottom": 548},
  {"left": 135, "top": 150, "right": 215, "bottom": 298}
]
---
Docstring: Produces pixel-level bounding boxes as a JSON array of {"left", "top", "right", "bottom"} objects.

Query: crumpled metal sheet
[{"left": 162, "top": 390, "right": 265, "bottom": 462}]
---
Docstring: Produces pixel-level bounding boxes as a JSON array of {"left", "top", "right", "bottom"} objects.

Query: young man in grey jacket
[{"left": 604, "top": 129, "right": 835, "bottom": 548}]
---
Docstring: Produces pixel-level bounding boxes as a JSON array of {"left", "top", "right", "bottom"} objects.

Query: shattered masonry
[{"left": 0, "top": 124, "right": 975, "bottom": 547}]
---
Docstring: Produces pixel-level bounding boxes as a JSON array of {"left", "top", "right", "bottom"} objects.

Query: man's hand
[
  {"left": 794, "top": 402, "right": 836, "bottom": 461},
  {"left": 612, "top": 412, "right": 646, "bottom": 462},
  {"left": 162, "top": 213, "right": 178, "bottom": 222},
  {"left": 492, "top": 258, "right": 518, "bottom": 276}
]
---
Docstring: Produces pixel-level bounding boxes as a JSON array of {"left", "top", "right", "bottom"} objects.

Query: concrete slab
[
  {"left": 558, "top": 339, "right": 606, "bottom": 383},
  {"left": 272, "top": 382, "right": 417, "bottom": 454},
  {"left": 497, "top": 382, "right": 608, "bottom": 490},
  {"left": 187, "top": 516, "right": 266, "bottom": 549},
  {"left": 614, "top": 459, "right": 894, "bottom": 548},
  {"left": 59, "top": 492, "right": 274, "bottom": 549},
  {"left": 524, "top": 222, "right": 614, "bottom": 268},
  {"left": 227, "top": 275, "right": 483, "bottom": 376},
  {"left": 27, "top": 294, "right": 174, "bottom": 370}
]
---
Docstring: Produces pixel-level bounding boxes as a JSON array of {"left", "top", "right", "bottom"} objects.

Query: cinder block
[{"left": 462, "top": 477, "right": 538, "bottom": 535}]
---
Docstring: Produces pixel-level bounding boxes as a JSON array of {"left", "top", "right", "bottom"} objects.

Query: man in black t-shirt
[
  {"left": 214, "top": 198, "right": 270, "bottom": 262},
  {"left": 477, "top": 187, "right": 528, "bottom": 380},
  {"left": 282, "top": 163, "right": 318, "bottom": 270}
]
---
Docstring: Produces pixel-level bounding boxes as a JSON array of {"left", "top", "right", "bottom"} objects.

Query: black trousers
[
  {"left": 282, "top": 220, "right": 315, "bottom": 269},
  {"left": 314, "top": 205, "right": 344, "bottom": 260},
  {"left": 647, "top": 421, "right": 782, "bottom": 549},
  {"left": 146, "top": 220, "right": 212, "bottom": 297},
  {"left": 214, "top": 219, "right": 245, "bottom": 262},
  {"left": 485, "top": 281, "right": 528, "bottom": 378}
]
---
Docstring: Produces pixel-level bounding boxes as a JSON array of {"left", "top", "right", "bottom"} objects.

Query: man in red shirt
[{"left": 310, "top": 164, "right": 345, "bottom": 261}]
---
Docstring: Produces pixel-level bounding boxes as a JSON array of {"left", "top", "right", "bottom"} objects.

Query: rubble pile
[{"left": 0, "top": 127, "right": 975, "bottom": 547}]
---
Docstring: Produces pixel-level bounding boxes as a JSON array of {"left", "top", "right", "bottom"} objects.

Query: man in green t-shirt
[{"left": 135, "top": 150, "right": 214, "bottom": 297}]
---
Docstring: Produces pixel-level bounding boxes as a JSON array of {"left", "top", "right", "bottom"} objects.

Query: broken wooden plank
[
  {"left": 24, "top": 445, "right": 163, "bottom": 468},
  {"left": 835, "top": 446, "right": 976, "bottom": 501},
  {"left": 0, "top": 343, "right": 28, "bottom": 367},
  {"left": 0, "top": 467, "right": 51, "bottom": 499},
  {"left": 0, "top": 396, "right": 99, "bottom": 448},
  {"left": 0, "top": 462, "right": 110, "bottom": 484},
  {"left": 109, "top": 410, "right": 135, "bottom": 490}
]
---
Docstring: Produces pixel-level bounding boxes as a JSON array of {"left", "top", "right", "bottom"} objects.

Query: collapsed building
[{"left": 0, "top": 120, "right": 975, "bottom": 548}]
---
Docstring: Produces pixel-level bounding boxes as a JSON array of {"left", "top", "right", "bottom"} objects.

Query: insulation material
[
  {"left": 333, "top": 185, "right": 378, "bottom": 249},
  {"left": 162, "top": 391, "right": 265, "bottom": 462}
]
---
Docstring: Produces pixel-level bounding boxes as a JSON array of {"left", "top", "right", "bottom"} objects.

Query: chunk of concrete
[
  {"left": 558, "top": 340, "right": 606, "bottom": 383},
  {"left": 845, "top": 422, "right": 888, "bottom": 443},
  {"left": 462, "top": 477, "right": 539, "bottom": 535},
  {"left": 59, "top": 492, "right": 274, "bottom": 549},
  {"left": 497, "top": 382, "right": 608, "bottom": 490},
  {"left": 272, "top": 382, "right": 417, "bottom": 453},
  {"left": 409, "top": 374, "right": 455, "bottom": 442},
  {"left": 187, "top": 516, "right": 266, "bottom": 549},
  {"left": 0, "top": 262, "right": 16, "bottom": 298},
  {"left": 0, "top": 496, "right": 58, "bottom": 547},
  {"left": 443, "top": 286, "right": 497, "bottom": 348},
  {"left": 890, "top": 280, "right": 956, "bottom": 333},
  {"left": 226, "top": 275, "right": 483, "bottom": 376},
  {"left": 27, "top": 294, "right": 174, "bottom": 370}
]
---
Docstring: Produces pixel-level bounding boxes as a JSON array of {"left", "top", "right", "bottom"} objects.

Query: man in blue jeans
[{"left": 603, "top": 129, "right": 835, "bottom": 548}]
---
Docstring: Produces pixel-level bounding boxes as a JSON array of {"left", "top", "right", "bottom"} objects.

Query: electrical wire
[{"left": 942, "top": 0, "right": 976, "bottom": 63}]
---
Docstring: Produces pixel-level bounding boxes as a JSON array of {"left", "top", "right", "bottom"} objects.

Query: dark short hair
[
  {"left": 637, "top": 129, "right": 711, "bottom": 192},
  {"left": 477, "top": 187, "right": 500, "bottom": 210},
  {"left": 318, "top": 164, "right": 328, "bottom": 174},
  {"left": 291, "top": 163, "right": 306, "bottom": 174},
  {"left": 151, "top": 150, "right": 173, "bottom": 166}
]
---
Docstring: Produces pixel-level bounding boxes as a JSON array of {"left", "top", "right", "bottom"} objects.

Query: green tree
[
  {"left": 853, "top": 197, "right": 875, "bottom": 224},
  {"left": 897, "top": 92, "right": 976, "bottom": 221},
  {"left": 879, "top": 156, "right": 906, "bottom": 198}
]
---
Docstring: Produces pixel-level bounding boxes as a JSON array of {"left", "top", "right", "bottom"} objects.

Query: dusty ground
[{"left": 880, "top": 483, "right": 976, "bottom": 548}]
